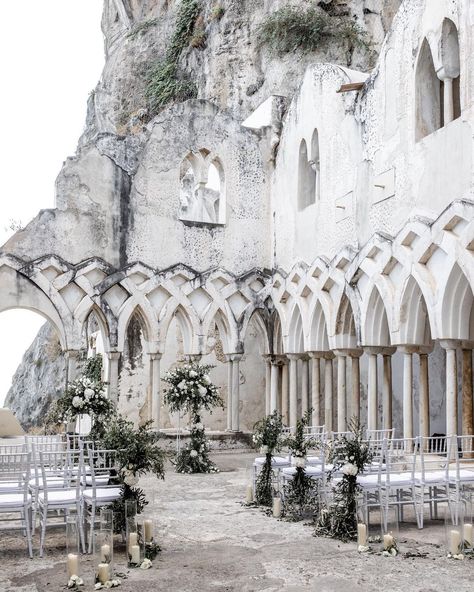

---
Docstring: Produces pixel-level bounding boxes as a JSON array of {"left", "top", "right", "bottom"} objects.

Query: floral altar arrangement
[
  {"left": 315, "top": 419, "right": 373, "bottom": 541},
  {"left": 48, "top": 355, "right": 115, "bottom": 438},
  {"left": 252, "top": 411, "right": 284, "bottom": 506},
  {"left": 101, "top": 416, "right": 166, "bottom": 541},
  {"left": 282, "top": 410, "right": 319, "bottom": 521},
  {"left": 163, "top": 363, "right": 224, "bottom": 473}
]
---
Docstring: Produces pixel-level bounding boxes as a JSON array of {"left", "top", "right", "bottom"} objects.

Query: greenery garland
[
  {"left": 253, "top": 411, "right": 284, "bottom": 506},
  {"left": 163, "top": 363, "right": 224, "bottom": 473},
  {"left": 282, "top": 410, "right": 319, "bottom": 521},
  {"left": 315, "top": 419, "right": 373, "bottom": 541}
]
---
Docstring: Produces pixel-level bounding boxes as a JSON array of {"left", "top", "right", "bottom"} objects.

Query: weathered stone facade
[{"left": 2, "top": 0, "right": 474, "bottom": 437}]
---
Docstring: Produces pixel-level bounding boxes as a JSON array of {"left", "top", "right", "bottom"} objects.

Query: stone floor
[{"left": 1, "top": 452, "right": 473, "bottom": 591}]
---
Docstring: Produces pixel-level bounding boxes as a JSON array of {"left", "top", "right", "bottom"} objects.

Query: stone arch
[
  {"left": 179, "top": 149, "right": 226, "bottom": 225},
  {"left": 440, "top": 18, "right": 461, "bottom": 121},
  {"left": 82, "top": 305, "right": 111, "bottom": 360},
  {"left": 286, "top": 304, "right": 305, "bottom": 353},
  {"left": 334, "top": 292, "right": 357, "bottom": 349},
  {"left": 297, "top": 139, "right": 316, "bottom": 211},
  {"left": 398, "top": 276, "right": 432, "bottom": 345},
  {"left": 204, "top": 307, "right": 234, "bottom": 355},
  {"left": 272, "top": 311, "right": 284, "bottom": 355},
  {"left": 363, "top": 286, "right": 391, "bottom": 346},
  {"left": 308, "top": 300, "right": 329, "bottom": 351},
  {"left": 241, "top": 308, "right": 270, "bottom": 355},
  {"left": 0, "top": 264, "right": 68, "bottom": 350},
  {"left": 415, "top": 38, "right": 441, "bottom": 141},
  {"left": 117, "top": 304, "right": 155, "bottom": 354},
  {"left": 440, "top": 263, "right": 474, "bottom": 340},
  {"left": 161, "top": 304, "right": 196, "bottom": 354}
]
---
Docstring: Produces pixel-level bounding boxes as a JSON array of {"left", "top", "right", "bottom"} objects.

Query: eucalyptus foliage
[
  {"left": 253, "top": 411, "right": 284, "bottom": 506},
  {"left": 258, "top": 7, "right": 368, "bottom": 55}
]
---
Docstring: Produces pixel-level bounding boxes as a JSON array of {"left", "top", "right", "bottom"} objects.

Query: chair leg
[
  {"left": 78, "top": 502, "right": 86, "bottom": 554},
  {"left": 39, "top": 504, "right": 47, "bottom": 558},
  {"left": 87, "top": 503, "right": 96, "bottom": 554},
  {"left": 24, "top": 507, "right": 33, "bottom": 558}
]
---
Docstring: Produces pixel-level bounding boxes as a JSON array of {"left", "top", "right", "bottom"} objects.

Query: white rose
[
  {"left": 295, "top": 457, "right": 306, "bottom": 468},
  {"left": 198, "top": 385, "right": 207, "bottom": 396},
  {"left": 260, "top": 445, "right": 269, "bottom": 454},
  {"left": 189, "top": 370, "right": 197, "bottom": 378},
  {"left": 124, "top": 474, "right": 139, "bottom": 486},
  {"left": 190, "top": 450, "right": 198, "bottom": 458},
  {"left": 342, "top": 463, "right": 358, "bottom": 476},
  {"left": 178, "top": 380, "right": 186, "bottom": 390},
  {"left": 72, "top": 396, "right": 83, "bottom": 408},
  {"left": 194, "top": 423, "right": 204, "bottom": 431},
  {"left": 84, "top": 388, "right": 94, "bottom": 398},
  {"left": 203, "top": 374, "right": 211, "bottom": 384}
]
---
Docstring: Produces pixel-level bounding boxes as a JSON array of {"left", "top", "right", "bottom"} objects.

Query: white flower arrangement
[
  {"left": 294, "top": 457, "right": 306, "bottom": 469},
  {"left": 140, "top": 558, "right": 153, "bottom": 570},
  {"left": 341, "top": 463, "right": 358, "bottom": 477},
  {"left": 121, "top": 467, "right": 139, "bottom": 486},
  {"left": 357, "top": 544, "right": 370, "bottom": 553},
  {"left": 260, "top": 445, "right": 269, "bottom": 455},
  {"left": 190, "top": 450, "right": 198, "bottom": 458},
  {"left": 94, "top": 579, "right": 121, "bottom": 590},
  {"left": 68, "top": 575, "right": 84, "bottom": 588}
]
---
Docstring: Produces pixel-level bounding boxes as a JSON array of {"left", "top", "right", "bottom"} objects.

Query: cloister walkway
[{"left": 0, "top": 452, "right": 472, "bottom": 592}]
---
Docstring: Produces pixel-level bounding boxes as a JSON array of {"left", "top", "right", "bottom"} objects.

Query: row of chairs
[{"left": 0, "top": 436, "right": 121, "bottom": 557}]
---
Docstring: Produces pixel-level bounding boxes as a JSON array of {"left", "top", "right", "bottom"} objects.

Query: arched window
[
  {"left": 440, "top": 18, "right": 461, "bottom": 122},
  {"left": 179, "top": 149, "right": 225, "bottom": 225},
  {"left": 310, "top": 129, "right": 320, "bottom": 203},
  {"left": 297, "top": 139, "right": 316, "bottom": 210},
  {"left": 415, "top": 39, "right": 441, "bottom": 141}
]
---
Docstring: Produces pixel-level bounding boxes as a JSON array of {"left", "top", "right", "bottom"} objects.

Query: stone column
[
  {"left": 441, "top": 340, "right": 459, "bottom": 437},
  {"left": 443, "top": 77, "right": 454, "bottom": 125},
  {"left": 365, "top": 348, "right": 380, "bottom": 432},
  {"left": 270, "top": 359, "right": 279, "bottom": 413},
  {"left": 281, "top": 359, "right": 289, "bottom": 425},
  {"left": 381, "top": 348, "right": 396, "bottom": 431},
  {"left": 462, "top": 346, "right": 473, "bottom": 438},
  {"left": 264, "top": 356, "right": 271, "bottom": 416},
  {"left": 149, "top": 353, "right": 162, "bottom": 429},
  {"left": 231, "top": 354, "right": 242, "bottom": 432},
  {"left": 324, "top": 354, "right": 334, "bottom": 431},
  {"left": 301, "top": 356, "right": 309, "bottom": 417},
  {"left": 349, "top": 351, "right": 363, "bottom": 422},
  {"left": 334, "top": 350, "right": 347, "bottom": 432},
  {"left": 308, "top": 353, "right": 321, "bottom": 426},
  {"left": 288, "top": 354, "right": 299, "bottom": 431},
  {"left": 226, "top": 356, "right": 233, "bottom": 430},
  {"left": 399, "top": 347, "right": 415, "bottom": 439},
  {"left": 65, "top": 350, "right": 81, "bottom": 384},
  {"left": 419, "top": 349, "right": 431, "bottom": 440},
  {"left": 107, "top": 351, "right": 121, "bottom": 405}
]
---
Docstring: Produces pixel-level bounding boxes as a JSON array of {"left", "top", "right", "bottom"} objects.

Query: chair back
[
  {"left": 38, "top": 449, "right": 82, "bottom": 504},
  {"left": 0, "top": 452, "right": 30, "bottom": 503},
  {"left": 87, "top": 448, "right": 119, "bottom": 493},
  {"left": 451, "top": 435, "right": 474, "bottom": 480},
  {"left": 366, "top": 428, "right": 395, "bottom": 451},
  {"left": 385, "top": 437, "right": 418, "bottom": 481},
  {"left": 0, "top": 443, "right": 27, "bottom": 455},
  {"left": 25, "top": 434, "right": 64, "bottom": 452},
  {"left": 417, "top": 435, "right": 450, "bottom": 482}
]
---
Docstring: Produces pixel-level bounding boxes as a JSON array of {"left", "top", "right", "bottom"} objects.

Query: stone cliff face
[{"left": 4, "top": 324, "right": 65, "bottom": 430}]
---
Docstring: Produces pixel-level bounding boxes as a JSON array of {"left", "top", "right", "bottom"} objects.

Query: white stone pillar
[
  {"left": 270, "top": 360, "right": 279, "bottom": 413},
  {"left": 226, "top": 356, "right": 233, "bottom": 430},
  {"left": 419, "top": 351, "right": 430, "bottom": 440},
  {"left": 400, "top": 347, "right": 414, "bottom": 439},
  {"left": 288, "top": 354, "right": 299, "bottom": 431},
  {"left": 281, "top": 359, "right": 289, "bottom": 425},
  {"left": 65, "top": 350, "right": 81, "bottom": 384},
  {"left": 382, "top": 348, "right": 396, "bottom": 431},
  {"left": 309, "top": 353, "right": 321, "bottom": 426},
  {"left": 324, "top": 355, "right": 334, "bottom": 431},
  {"left": 443, "top": 77, "right": 454, "bottom": 125},
  {"left": 301, "top": 357, "right": 309, "bottom": 418},
  {"left": 441, "top": 341, "right": 459, "bottom": 437},
  {"left": 350, "top": 351, "right": 362, "bottom": 422},
  {"left": 265, "top": 356, "right": 271, "bottom": 415},
  {"left": 107, "top": 351, "right": 121, "bottom": 405},
  {"left": 149, "top": 353, "right": 162, "bottom": 429},
  {"left": 231, "top": 354, "right": 242, "bottom": 432},
  {"left": 334, "top": 351, "right": 347, "bottom": 432},
  {"left": 365, "top": 348, "right": 379, "bottom": 431}
]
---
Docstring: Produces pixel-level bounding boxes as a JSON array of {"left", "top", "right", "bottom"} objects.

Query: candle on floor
[
  {"left": 383, "top": 533, "right": 394, "bottom": 550},
  {"left": 97, "top": 562, "right": 110, "bottom": 584},
  {"left": 273, "top": 497, "right": 282, "bottom": 518},
  {"left": 144, "top": 519, "right": 153, "bottom": 543},
  {"left": 128, "top": 531, "right": 138, "bottom": 553},
  {"left": 245, "top": 485, "right": 254, "bottom": 503},
  {"left": 67, "top": 553, "right": 79, "bottom": 578},
  {"left": 100, "top": 543, "right": 111, "bottom": 563},
  {"left": 357, "top": 523, "right": 367, "bottom": 546},
  {"left": 450, "top": 529, "right": 462, "bottom": 555},
  {"left": 130, "top": 544, "right": 141, "bottom": 565},
  {"left": 464, "top": 523, "right": 473, "bottom": 547}
]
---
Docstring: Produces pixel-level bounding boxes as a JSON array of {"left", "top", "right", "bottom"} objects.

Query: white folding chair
[
  {"left": 38, "top": 449, "right": 84, "bottom": 556},
  {"left": 0, "top": 452, "right": 33, "bottom": 557},
  {"left": 83, "top": 448, "right": 121, "bottom": 553},
  {"left": 449, "top": 435, "right": 474, "bottom": 512}
]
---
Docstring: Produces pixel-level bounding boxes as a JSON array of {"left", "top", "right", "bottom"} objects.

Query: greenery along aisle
[
  {"left": 163, "top": 363, "right": 224, "bottom": 473},
  {"left": 252, "top": 411, "right": 284, "bottom": 506},
  {"left": 315, "top": 419, "right": 373, "bottom": 541},
  {"left": 47, "top": 355, "right": 115, "bottom": 438},
  {"left": 101, "top": 416, "right": 165, "bottom": 548},
  {"left": 282, "top": 410, "right": 319, "bottom": 521}
]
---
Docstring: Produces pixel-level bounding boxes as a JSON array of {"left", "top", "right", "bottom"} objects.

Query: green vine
[
  {"left": 145, "top": 0, "right": 202, "bottom": 115},
  {"left": 253, "top": 411, "right": 284, "bottom": 507}
]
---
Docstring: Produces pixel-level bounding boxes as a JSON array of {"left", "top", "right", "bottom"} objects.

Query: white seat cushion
[
  {"left": 0, "top": 493, "right": 32, "bottom": 508},
  {"left": 38, "top": 490, "right": 79, "bottom": 505},
  {"left": 357, "top": 474, "right": 380, "bottom": 488},
  {"left": 83, "top": 488, "right": 121, "bottom": 504},
  {"left": 29, "top": 477, "right": 66, "bottom": 489},
  {"left": 306, "top": 456, "right": 323, "bottom": 465},
  {"left": 254, "top": 456, "right": 290, "bottom": 467},
  {"left": 281, "top": 466, "right": 323, "bottom": 478},
  {"left": 449, "top": 469, "right": 474, "bottom": 483},
  {"left": 384, "top": 472, "right": 415, "bottom": 486},
  {"left": 82, "top": 475, "right": 110, "bottom": 486},
  {"left": 414, "top": 470, "right": 447, "bottom": 484},
  {"left": 0, "top": 481, "right": 23, "bottom": 492}
]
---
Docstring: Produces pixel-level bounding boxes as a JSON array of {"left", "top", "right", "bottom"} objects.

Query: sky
[{"left": 0, "top": 0, "right": 105, "bottom": 405}]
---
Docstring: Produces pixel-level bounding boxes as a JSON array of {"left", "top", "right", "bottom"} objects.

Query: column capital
[
  {"left": 439, "top": 339, "right": 462, "bottom": 351},
  {"left": 184, "top": 354, "right": 202, "bottom": 362},
  {"left": 107, "top": 351, "right": 121, "bottom": 361},
  {"left": 381, "top": 347, "right": 397, "bottom": 356},
  {"left": 286, "top": 353, "right": 302, "bottom": 361},
  {"left": 333, "top": 348, "right": 362, "bottom": 358},
  {"left": 397, "top": 344, "right": 421, "bottom": 355},
  {"left": 229, "top": 353, "right": 243, "bottom": 362},
  {"left": 273, "top": 354, "right": 288, "bottom": 365},
  {"left": 461, "top": 340, "right": 474, "bottom": 351},
  {"left": 364, "top": 346, "right": 383, "bottom": 355},
  {"left": 307, "top": 351, "right": 325, "bottom": 359},
  {"left": 149, "top": 352, "right": 163, "bottom": 361}
]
